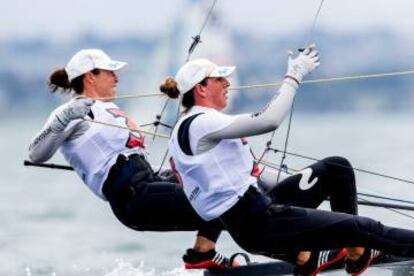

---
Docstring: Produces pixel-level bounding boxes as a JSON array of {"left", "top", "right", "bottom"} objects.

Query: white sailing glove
[
  {"left": 285, "top": 44, "right": 320, "bottom": 85},
  {"left": 51, "top": 97, "right": 94, "bottom": 132}
]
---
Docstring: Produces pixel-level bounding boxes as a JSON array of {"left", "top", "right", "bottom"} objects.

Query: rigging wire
[
  {"left": 186, "top": 0, "right": 218, "bottom": 61},
  {"left": 144, "top": 97, "right": 173, "bottom": 141},
  {"left": 305, "top": 0, "right": 325, "bottom": 46},
  {"left": 358, "top": 192, "right": 414, "bottom": 205},
  {"left": 155, "top": 100, "right": 182, "bottom": 174},
  {"left": 24, "top": 0, "right": 414, "bottom": 221},
  {"left": 259, "top": 160, "right": 414, "bottom": 220},
  {"left": 24, "top": 158, "right": 414, "bottom": 208},
  {"left": 262, "top": 147, "right": 414, "bottom": 185},
  {"left": 138, "top": 0, "right": 220, "bottom": 153},
  {"left": 255, "top": 149, "right": 414, "bottom": 209},
  {"left": 77, "top": 117, "right": 414, "bottom": 186},
  {"left": 273, "top": 0, "right": 326, "bottom": 185},
  {"left": 154, "top": 0, "right": 219, "bottom": 172},
  {"left": 358, "top": 197, "right": 414, "bottom": 220},
  {"left": 257, "top": 156, "right": 414, "bottom": 188},
  {"left": 253, "top": 160, "right": 414, "bottom": 219},
  {"left": 275, "top": 98, "right": 296, "bottom": 184},
  {"left": 23, "top": 159, "right": 414, "bottom": 220},
  {"left": 58, "top": 114, "right": 414, "bottom": 187}
]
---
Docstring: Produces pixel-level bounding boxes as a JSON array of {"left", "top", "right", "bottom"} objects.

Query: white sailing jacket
[
  {"left": 30, "top": 100, "right": 146, "bottom": 200},
  {"left": 169, "top": 107, "right": 258, "bottom": 221},
  {"left": 60, "top": 101, "right": 146, "bottom": 199}
]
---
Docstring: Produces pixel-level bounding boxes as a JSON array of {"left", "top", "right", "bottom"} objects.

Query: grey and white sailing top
[
  {"left": 29, "top": 100, "right": 146, "bottom": 200},
  {"left": 169, "top": 80, "right": 297, "bottom": 221}
]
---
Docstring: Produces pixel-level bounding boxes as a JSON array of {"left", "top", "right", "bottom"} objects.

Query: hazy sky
[{"left": 1, "top": 0, "right": 413, "bottom": 40}]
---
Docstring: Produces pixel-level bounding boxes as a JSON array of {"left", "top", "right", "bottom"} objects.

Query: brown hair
[
  {"left": 48, "top": 68, "right": 100, "bottom": 95},
  {"left": 160, "top": 77, "right": 208, "bottom": 112}
]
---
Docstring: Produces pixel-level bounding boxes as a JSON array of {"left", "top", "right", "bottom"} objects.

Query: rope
[
  {"left": 82, "top": 118, "right": 169, "bottom": 139},
  {"left": 231, "top": 69, "right": 414, "bottom": 91},
  {"left": 96, "top": 93, "right": 164, "bottom": 101},
  {"left": 85, "top": 69, "right": 414, "bottom": 102}
]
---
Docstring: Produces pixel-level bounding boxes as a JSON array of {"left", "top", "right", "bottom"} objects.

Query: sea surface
[{"left": 2, "top": 111, "right": 414, "bottom": 276}]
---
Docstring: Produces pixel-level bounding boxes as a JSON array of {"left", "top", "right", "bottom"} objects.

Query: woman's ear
[
  {"left": 84, "top": 72, "right": 95, "bottom": 84},
  {"left": 194, "top": 84, "right": 207, "bottom": 99}
]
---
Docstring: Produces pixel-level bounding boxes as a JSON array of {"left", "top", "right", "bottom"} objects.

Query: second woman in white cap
[{"left": 161, "top": 45, "right": 414, "bottom": 275}]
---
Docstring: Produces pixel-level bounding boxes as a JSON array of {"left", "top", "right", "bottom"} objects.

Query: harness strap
[{"left": 177, "top": 113, "right": 204, "bottom": 155}]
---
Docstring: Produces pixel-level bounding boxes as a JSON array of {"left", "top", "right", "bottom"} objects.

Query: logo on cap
[
  {"left": 217, "top": 68, "right": 231, "bottom": 75},
  {"left": 108, "top": 62, "right": 120, "bottom": 68}
]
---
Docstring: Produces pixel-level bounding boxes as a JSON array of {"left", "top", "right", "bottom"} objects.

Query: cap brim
[
  {"left": 209, "top": 66, "right": 236, "bottom": 77},
  {"left": 98, "top": 60, "right": 128, "bottom": 71}
]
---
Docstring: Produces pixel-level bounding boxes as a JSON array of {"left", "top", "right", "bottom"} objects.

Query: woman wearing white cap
[
  {"left": 162, "top": 45, "right": 414, "bottom": 275},
  {"left": 28, "top": 49, "right": 237, "bottom": 270}
]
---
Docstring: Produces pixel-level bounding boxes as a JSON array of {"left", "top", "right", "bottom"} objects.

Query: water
[{"left": 2, "top": 111, "right": 414, "bottom": 275}]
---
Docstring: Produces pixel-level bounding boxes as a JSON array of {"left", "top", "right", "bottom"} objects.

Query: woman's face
[
  {"left": 203, "top": 77, "right": 230, "bottom": 110},
  {"left": 94, "top": 70, "right": 119, "bottom": 99}
]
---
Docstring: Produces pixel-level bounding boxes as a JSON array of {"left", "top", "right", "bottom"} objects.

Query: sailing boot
[
  {"left": 345, "top": 248, "right": 413, "bottom": 275},
  {"left": 294, "top": 248, "right": 347, "bottom": 276},
  {"left": 345, "top": 248, "right": 381, "bottom": 275},
  {"left": 183, "top": 248, "right": 238, "bottom": 269}
]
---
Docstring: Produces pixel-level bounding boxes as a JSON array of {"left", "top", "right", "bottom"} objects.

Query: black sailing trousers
[
  {"left": 102, "top": 154, "right": 222, "bottom": 242},
  {"left": 220, "top": 157, "right": 414, "bottom": 259}
]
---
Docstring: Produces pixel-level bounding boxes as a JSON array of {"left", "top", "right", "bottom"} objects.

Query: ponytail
[
  {"left": 160, "top": 77, "right": 180, "bottom": 99},
  {"left": 160, "top": 76, "right": 199, "bottom": 112},
  {"left": 48, "top": 68, "right": 100, "bottom": 95},
  {"left": 48, "top": 68, "right": 71, "bottom": 93}
]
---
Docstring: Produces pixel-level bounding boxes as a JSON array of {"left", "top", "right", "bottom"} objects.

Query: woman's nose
[{"left": 223, "top": 78, "right": 230, "bottom": 87}]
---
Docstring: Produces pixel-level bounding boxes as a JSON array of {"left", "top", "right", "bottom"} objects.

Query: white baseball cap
[
  {"left": 175, "top": 59, "right": 235, "bottom": 94},
  {"left": 65, "top": 49, "right": 128, "bottom": 81}
]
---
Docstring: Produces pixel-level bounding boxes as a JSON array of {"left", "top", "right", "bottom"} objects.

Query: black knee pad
[
  {"left": 323, "top": 156, "right": 355, "bottom": 181},
  {"left": 323, "top": 156, "right": 352, "bottom": 171}
]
